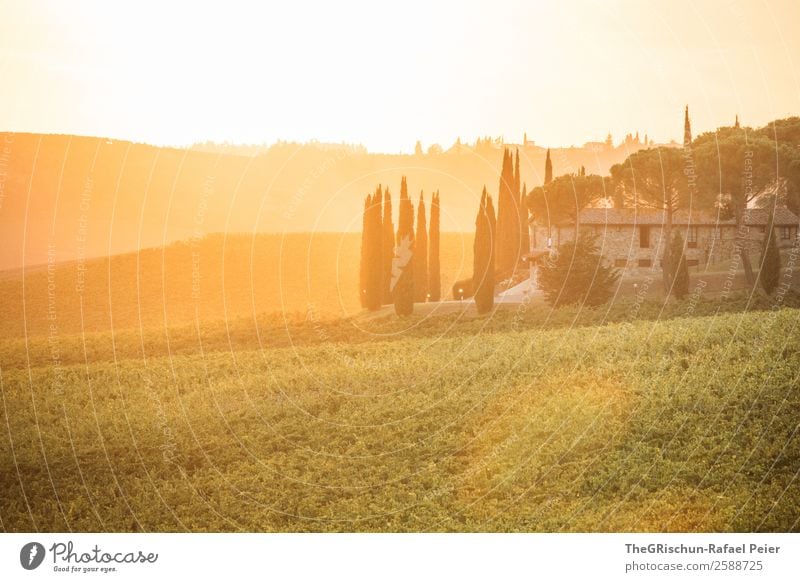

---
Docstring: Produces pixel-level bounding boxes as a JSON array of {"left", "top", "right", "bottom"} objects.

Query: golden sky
[{"left": 0, "top": 0, "right": 798, "bottom": 152}]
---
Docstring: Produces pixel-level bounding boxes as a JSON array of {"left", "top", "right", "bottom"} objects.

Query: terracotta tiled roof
[{"left": 574, "top": 207, "right": 799, "bottom": 226}]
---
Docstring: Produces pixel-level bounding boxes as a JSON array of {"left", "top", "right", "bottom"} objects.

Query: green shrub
[{"left": 538, "top": 232, "right": 620, "bottom": 307}]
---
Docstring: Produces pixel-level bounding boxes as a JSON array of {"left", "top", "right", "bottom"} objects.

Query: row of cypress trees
[
  {"left": 495, "top": 148, "right": 530, "bottom": 277},
  {"left": 468, "top": 148, "right": 535, "bottom": 314},
  {"left": 359, "top": 177, "right": 441, "bottom": 314}
]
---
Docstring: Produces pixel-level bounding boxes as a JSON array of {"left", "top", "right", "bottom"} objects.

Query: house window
[
  {"left": 687, "top": 259, "right": 699, "bottom": 267},
  {"left": 687, "top": 226, "right": 698, "bottom": 248},
  {"left": 638, "top": 258, "right": 652, "bottom": 268},
  {"left": 614, "top": 259, "right": 628, "bottom": 268},
  {"left": 639, "top": 226, "right": 650, "bottom": 248},
  {"left": 781, "top": 226, "right": 796, "bottom": 240}
]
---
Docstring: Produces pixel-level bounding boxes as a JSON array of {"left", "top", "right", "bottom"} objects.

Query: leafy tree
[
  {"left": 527, "top": 173, "right": 606, "bottom": 244},
  {"left": 757, "top": 116, "right": 800, "bottom": 145},
  {"left": 610, "top": 146, "right": 694, "bottom": 292},
  {"left": 756, "top": 117, "right": 800, "bottom": 216},
  {"left": 473, "top": 187, "right": 496, "bottom": 314},
  {"left": 669, "top": 231, "right": 689, "bottom": 300},
  {"left": 414, "top": 192, "right": 428, "bottom": 302},
  {"left": 428, "top": 191, "right": 441, "bottom": 301},
  {"left": 694, "top": 127, "right": 779, "bottom": 285},
  {"left": 538, "top": 232, "right": 619, "bottom": 307},
  {"left": 759, "top": 215, "right": 782, "bottom": 295}
]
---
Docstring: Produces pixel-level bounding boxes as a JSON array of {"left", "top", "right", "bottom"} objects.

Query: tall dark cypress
[
  {"left": 473, "top": 187, "right": 496, "bottom": 314},
  {"left": 511, "top": 149, "right": 523, "bottom": 268},
  {"left": 683, "top": 105, "right": 692, "bottom": 146},
  {"left": 544, "top": 148, "right": 553, "bottom": 185},
  {"left": 393, "top": 177, "right": 415, "bottom": 315},
  {"left": 472, "top": 189, "right": 487, "bottom": 305},
  {"left": 358, "top": 194, "right": 370, "bottom": 307},
  {"left": 519, "top": 182, "right": 530, "bottom": 256},
  {"left": 364, "top": 189, "right": 383, "bottom": 310},
  {"left": 496, "top": 148, "right": 520, "bottom": 275},
  {"left": 487, "top": 194, "right": 496, "bottom": 288},
  {"left": 397, "top": 176, "right": 413, "bottom": 244},
  {"left": 381, "top": 187, "right": 394, "bottom": 304},
  {"left": 759, "top": 215, "right": 782, "bottom": 295},
  {"left": 414, "top": 192, "right": 428, "bottom": 302},
  {"left": 428, "top": 191, "right": 441, "bottom": 301}
]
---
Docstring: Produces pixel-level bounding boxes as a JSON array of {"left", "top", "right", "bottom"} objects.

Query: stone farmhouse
[{"left": 528, "top": 207, "right": 800, "bottom": 274}]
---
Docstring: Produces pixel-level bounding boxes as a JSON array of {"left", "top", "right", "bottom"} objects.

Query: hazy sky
[{"left": 0, "top": 0, "right": 798, "bottom": 152}]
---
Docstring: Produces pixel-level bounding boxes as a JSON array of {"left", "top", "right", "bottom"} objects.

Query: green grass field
[{"left": 2, "top": 301, "right": 799, "bottom": 532}]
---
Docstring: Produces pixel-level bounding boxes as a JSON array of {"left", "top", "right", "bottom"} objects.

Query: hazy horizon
[
  {"left": 1, "top": 0, "right": 798, "bottom": 153},
  {"left": 0, "top": 106, "right": 744, "bottom": 154}
]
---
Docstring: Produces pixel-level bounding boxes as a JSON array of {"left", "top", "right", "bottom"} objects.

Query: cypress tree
[
  {"left": 487, "top": 194, "right": 496, "bottom": 296},
  {"left": 473, "top": 187, "right": 496, "bottom": 314},
  {"left": 496, "top": 148, "right": 520, "bottom": 276},
  {"left": 393, "top": 177, "right": 415, "bottom": 316},
  {"left": 495, "top": 149, "right": 509, "bottom": 273},
  {"left": 397, "top": 177, "right": 413, "bottom": 244},
  {"left": 683, "top": 105, "right": 692, "bottom": 146},
  {"left": 669, "top": 231, "right": 689, "bottom": 300},
  {"left": 381, "top": 187, "right": 394, "bottom": 304},
  {"left": 358, "top": 194, "right": 369, "bottom": 307},
  {"left": 519, "top": 182, "right": 530, "bottom": 256},
  {"left": 364, "top": 189, "right": 383, "bottom": 310},
  {"left": 514, "top": 148, "right": 524, "bottom": 263},
  {"left": 414, "top": 192, "right": 428, "bottom": 302},
  {"left": 428, "top": 191, "right": 441, "bottom": 301},
  {"left": 759, "top": 220, "right": 782, "bottom": 295},
  {"left": 544, "top": 148, "right": 553, "bottom": 185}
]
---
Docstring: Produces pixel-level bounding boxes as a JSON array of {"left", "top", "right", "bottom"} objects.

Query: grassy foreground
[{"left": 1, "top": 305, "right": 799, "bottom": 532}]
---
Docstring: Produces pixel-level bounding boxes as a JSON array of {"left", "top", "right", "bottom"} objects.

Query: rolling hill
[
  {"left": 0, "top": 132, "right": 647, "bottom": 270},
  {"left": 1, "top": 306, "right": 798, "bottom": 532},
  {"left": 0, "top": 232, "right": 474, "bottom": 338}
]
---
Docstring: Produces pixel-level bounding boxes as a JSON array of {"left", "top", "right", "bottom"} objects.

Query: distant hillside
[
  {"left": 0, "top": 232, "right": 473, "bottom": 338},
  {"left": 0, "top": 132, "right": 649, "bottom": 270}
]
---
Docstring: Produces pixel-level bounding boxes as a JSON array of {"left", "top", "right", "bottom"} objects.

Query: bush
[
  {"left": 451, "top": 278, "right": 474, "bottom": 300},
  {"left": 538, "top": 232, "right": 620, "bottom": 307}
]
